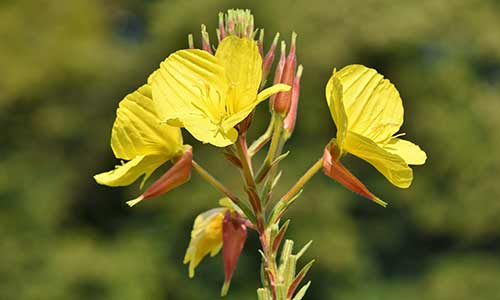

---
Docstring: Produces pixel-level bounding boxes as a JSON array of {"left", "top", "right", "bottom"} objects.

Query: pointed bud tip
[
  {"left": 272, "top": 32, "right": 280, "bottom": 45},
  {"left": 221, "top": 280, "right": 230, "bottom": 297},
  {"left": 296, "top": 65, "right": 304, "bottom": 78},
  {"left": 259, "top": 28, "right": 265, "bottom": 41},
  {"left": 374, "top": 197, "right": 388, "bottom": 207},
  {"left": 126, "top": 195, "right": 144, "bottom": 207},
  {"left": 291, "top": 32, "right": 297, "bottom": 46}
]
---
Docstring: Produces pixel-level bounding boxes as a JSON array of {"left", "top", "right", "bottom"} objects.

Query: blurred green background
[{"left": 2, "top": 0, "right": 500, "bottom": 299}]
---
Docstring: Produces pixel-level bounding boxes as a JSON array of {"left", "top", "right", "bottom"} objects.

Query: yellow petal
[
  {"left": 171, "top": 112, "right": 238, "bottom": 147},
  {"left": 344, "top": 131, "right": 413, "bottom": 188},
  {"left": 220, "top": 83, "right": 291, "bottom": 133},
  {"left": 94, "top": 154, "right": 166, "bottom": 187},
  {"left": 257, "top": 83, "right": 291, "bottom": 103},
  {"left": 111, "top": 84, "right": 183, "bottom": 160},
  {"left": 333, "top": 65, "right": 403, "bottom": 143},
  {"left": 151, "top": 49, "right": 233, "bottom": 146},
  {"left": 183, "top": 208, "right": 226, "bottom": 278},
  {"left": 326, "top": 71, "right": 348, "bottom": 145},
  {"left": 216, "top": 36, "right": 262, "bottom": 114},
  {"left": 383, "top": 138, "right": 427, "bottom": 165}
]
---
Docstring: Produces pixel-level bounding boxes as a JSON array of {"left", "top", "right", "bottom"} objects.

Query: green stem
[
  {"left": 236, "top": 135, "right": 256, "bottom": 187},
  {"left": 280, "top": 157, "right": 323, "bottom": 204},
  {"left": 192, "top": 160, "right": 240, "bottom": 205},
  {"left": 256, "top": 115, "right": 283, "bottom": 182},
  {"left": 249, "top": 113, "right": 276, "bottom": 156},
  {"left": 236, "top": 135, "right": 265, "bottom": 231},
  {"left": 260, "top": 132, "right": 287, "bottom": 203}
]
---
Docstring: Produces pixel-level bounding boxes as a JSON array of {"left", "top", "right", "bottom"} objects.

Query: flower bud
[
  {"left": 201, "top": 24, "right": 213, "bottom": 54},
  {"left": 283, "top": 64, "right": 303, "bottom": 135},
  {"left": 261, "top": 32, "right": 280, "bottom": 89},
  {"left": 218, "top": 12, "right": 226, "bottom": 42},
  {"left": 273, "top": 32, "right": 297, "bottom": 115},
  {"left": 258, "top": 29, "right": 265, "bottom": 57},
  {"left": 322, "top": 142, "right": 387, "bottom": 207},
  {"left": 221, "top": 210, "right": 248, "bottom": 296},
  {"left": 126, "top": 147, "right": 193, "bottom": 207},
  {"left": 269, "top": 41, "right": 287, "bottom": 110},
  {"left": 224, "top": 9, "right": 253, "bottom": 37}
]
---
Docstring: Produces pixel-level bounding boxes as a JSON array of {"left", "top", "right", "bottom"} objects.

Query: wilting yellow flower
[
  {"left": 326, "top": 64, "right": 426, "bottom": 188},
  {"left": 184, "top": 208, "right": 227, "bottom": 278},
  {"left": 94, "top": 84, "right": 184, "bottom": 189},
  {"left": 150, "top": 35, "right": 290, "bottom": 147}
]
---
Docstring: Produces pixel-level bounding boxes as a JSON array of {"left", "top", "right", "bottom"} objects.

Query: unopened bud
[
  {"left": 283, "top": 64, "right": 303, "bottom": 135},
  {"left": 273, "top": 32, "right": 297, "bottom": 115},
  {"left": 247, "top": 14, "right": 255, "bottom": 38},
  {"left": 258, "top": 29, "right": 265, "bottom": 56},
  {"left": 201, "top": 24, "right": 213, "bottom": 54},
  {"left": 218, "top": 12, "right": 226, "bottom": 41},
  {"left": 269, "top": 41, "right": 287, "bottom": 110},
  {"left": 221, "top": 210, "right": 248, "bottom": 296},
  {"left": 227, "top": 17, "right": 235, "bottom": 35},
  {"left": 126, "top": 147, "right": 193, "bottom": 207},
  {"left": 261, "top": 32, "right": 280, "bottom": 89}
]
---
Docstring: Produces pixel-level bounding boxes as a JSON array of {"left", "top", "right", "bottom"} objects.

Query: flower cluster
[{"left": 94, "top": 8, "right": 426, "bottom": 300}]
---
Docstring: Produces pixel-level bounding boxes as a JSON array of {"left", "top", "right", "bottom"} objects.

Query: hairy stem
[
  {"left": 249, "top": 113, "right": 276, "bottom": 156},
  {"left": 192, "top": 160, "right": 240, "bottom": 205},
  {"left": 280, "top": 157, "right": 323, "bottom": 204},
  {"left": 236, "top": 135, "right": 265, "bottom": 231},
  {"left": 256, "top": 115, "right": 284, "bottom": 182}
]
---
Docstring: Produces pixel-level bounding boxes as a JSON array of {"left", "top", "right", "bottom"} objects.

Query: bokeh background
[{"left": 2, "top": 0, "right": 500, "bottom": 299}]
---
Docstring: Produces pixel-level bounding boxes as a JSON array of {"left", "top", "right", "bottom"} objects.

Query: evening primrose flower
[
  {"left": 150, "top": 35, "right": 290, "bottom": 147},
  {"left": 325, "top": 64, "right": 426, "bottom": 194},
  {"left": 94, "top": 84, "right": 191, "bottom": 206}
]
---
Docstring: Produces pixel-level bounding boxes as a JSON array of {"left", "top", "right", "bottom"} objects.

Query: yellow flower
[
  {"left": 184, "top": 208, "right": 227, "bottom": 278},
  {"left": 94, "top": 84, "right": 184, "bottom": 189},
  {"left": 326, "top": 64, "right": 426, "bottom": 188},
  {"left": 150, "top": 35, "right": 290, "bottom": 147}
]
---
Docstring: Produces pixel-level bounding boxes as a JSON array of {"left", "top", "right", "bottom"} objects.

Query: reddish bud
[
  {"left": 322, "top": 143, "right": 387, "bottom": 207},
  {"left": 126, "top": 147, "right": 193, "bottom": 207},
  {"left": 269, "top": 41, "right": 287, "bottom": 109},
  {"left": 221, "top": 211, "right": 248, "bottom": 296},
  {"left": 201, "top": 24, "right": 213, "bottom": 54},
  {"left": 218, "top": 12, "right": 226, "bottom": 41},
  {"left": 247, "top": 15, "right": 254, "bottom": 38},
  {"left": 283, "top": 64, "right": 303, "bottom": 135},
  {"left": 273, "top": 32, "right": 297, "bottom": 115},
  {"left": 261, "top": 32, "right": 280, "bottom": 88},
  {"left": 258, "top": 29, "right": 265, "bottom": 57},
  {"left": 227, "top": 18, "right": 235, "bottom": 35}
]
